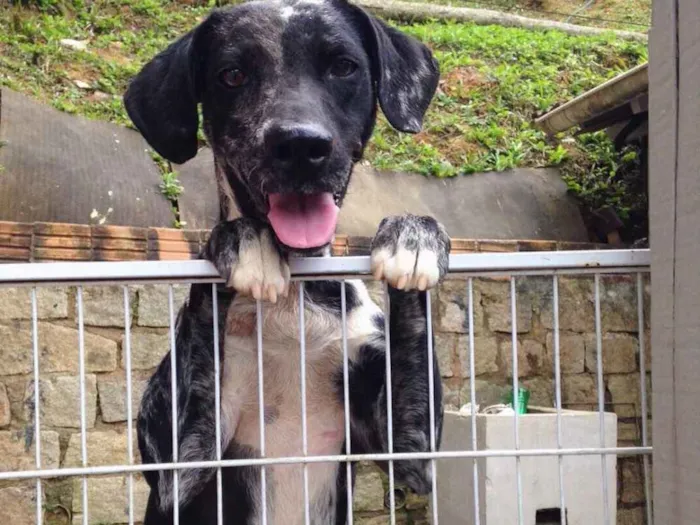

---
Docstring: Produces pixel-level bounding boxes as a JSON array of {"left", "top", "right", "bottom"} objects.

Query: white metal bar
[
  {"left": 341, "top": 282, "right": 354, "bottom": 525},
  {"left": 77, "top": 287, "right": 89, "bottom": 525},
  {"left": 31, "top": 288, "right": 43, "bottom": 525},
  {"left": 426, "top": 290, "right": 439, "bottom": 524},
  {"left": 0, "top": 447, "right": 653, "bottom": 482},
  {"left": 467, "top": 278, "right": 481, "bottom": 525},
  {"left": 0, "top": 251, "right": 651, "bottom": 285},
  {"left": 510, "top": 278, "right": 523, "bottom": 525},
  {"left": 299, "top": 284, "right": 311, "bottom": 525},
  {"left": 256, "top": 299, "right": 268, "bottom": 525},
  {"left": 384, "top": 283, "right": 396, "bottom": 525},
  {"left": 594, "top": 275, "right": 610, "bottom": 525},
  {"left": 123, "top": 287, "right": 135, "bottom": 525},
  {"left": 168, "top": 286, "right": 180, "bottom": 525},
  {"left": 552, "top": 277, "right": 567, "bottom": 525},
  {"left": 212, "top": 285, "right": 223, "bottom": 525},
  {"left": 637, "top": 273, "right": 653, "bottom": 525}
]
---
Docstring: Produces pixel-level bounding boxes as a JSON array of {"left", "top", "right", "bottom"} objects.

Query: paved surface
[
  {"left": 0, "top": 88, "right": 173, "bottom": 227},
  {"left": 0, "top": 89, "right": 588, "bottom": 240},
  {"left": 180, "top": 147, "right": 588, "bottom": 241}
]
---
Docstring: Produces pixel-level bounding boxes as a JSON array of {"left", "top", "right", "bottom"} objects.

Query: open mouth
[{"left": 267, "top": 192, "right": 340, "bottom": 250}]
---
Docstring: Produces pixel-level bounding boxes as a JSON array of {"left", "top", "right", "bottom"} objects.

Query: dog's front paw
[
  {"left": 370, "top": 215, "right": 451, "bottom": 291},
  {"left": 204, "top": 219, "right": 290, "bottom": 303}
]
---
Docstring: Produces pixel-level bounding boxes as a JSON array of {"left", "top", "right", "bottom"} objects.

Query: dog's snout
[{"left": 267, "top": 124, "right": 333, "bottom": 170}]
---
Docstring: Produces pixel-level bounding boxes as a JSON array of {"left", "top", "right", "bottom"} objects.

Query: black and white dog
[{"left": 124, "top": 1, "right": 450, "bottom": 523}]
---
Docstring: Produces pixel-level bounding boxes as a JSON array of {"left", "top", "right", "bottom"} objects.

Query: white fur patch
[
  {"left": 229, "top": 229, "right": 291, "bottom": 303},
  {"left": 371, "top": 246, "right": 440, "bottom": 291},
  {"left": 221, "top": 280, "right": 382, "bottom": 524}
]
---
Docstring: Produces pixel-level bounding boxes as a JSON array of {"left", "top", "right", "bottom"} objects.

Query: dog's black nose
[{"left": 267, "top": 124, "right": 333, "bottom": 170}]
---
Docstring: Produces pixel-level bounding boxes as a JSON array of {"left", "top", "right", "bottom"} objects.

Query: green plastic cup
[{"left": 504, "top": 386, "right": 530, "bottom": 414}]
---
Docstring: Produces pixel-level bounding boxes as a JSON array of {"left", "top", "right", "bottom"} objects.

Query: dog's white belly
[{"left": 221, "top": 285, "right": 378, "bottom": 524}]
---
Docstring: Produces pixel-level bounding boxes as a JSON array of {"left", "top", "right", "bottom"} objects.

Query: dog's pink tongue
[{"left": 268, "top": 193, "right": 339, "bottom": 249}]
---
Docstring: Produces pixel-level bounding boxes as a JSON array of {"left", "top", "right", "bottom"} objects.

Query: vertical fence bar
[
  {"left": 31, "top": 288, "right": 43, "bottom": 525},
  {"left": 384, "top": 283, "right": 397, "bottom": 525},
  {"left": 426, "top": 290, "right": 439, "bottom": 523},
  {"left": 637, "top": 273, "right": 653, "bottom": 525},
  {"left": 77, "top": 287, "right": 89, "bottom": 525},
  {"left": 510, "top": 278, "right": 523, "bottom": 525},
  {"left": 168, "top": 286, "right": 180, "bottom": 525},
  {"left": 256, "top": 299, "right": 268, "bottom": 525},
  {"left": 341, "top": 282, "right": 354, "bottom": 525},
  {"left": 123, "top": 287, "right": 135, "bottom": 525},
  {"left": 593, "top": 275, "right": 610, "bottom": 525},
  {"left": 212, "top": 284, "right": 224, "bottom": 525},
  {"left": 552, "top": 276, "right": 567, "bottom": 525},
  {"left": 299, "top": 283, "right": 311, "bottom": 525},
  {"left": 467, "top": 278, "right": 481, "bottom": 525}
]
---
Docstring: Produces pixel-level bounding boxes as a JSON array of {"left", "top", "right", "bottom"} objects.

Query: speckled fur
[{"left": 125, "top": 1, "right": 446, "bottom": 524}]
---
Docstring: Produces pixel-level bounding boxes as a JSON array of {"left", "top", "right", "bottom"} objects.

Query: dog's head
[{"left": 124, "top": 0, "right": 439, "bottom": 253}]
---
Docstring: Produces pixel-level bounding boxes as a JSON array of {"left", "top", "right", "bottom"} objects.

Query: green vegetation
[{"left": 0, "top": 0, "right": 649, "bottom": 237}]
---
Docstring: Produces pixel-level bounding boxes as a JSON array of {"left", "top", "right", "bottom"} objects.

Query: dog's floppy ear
[
  {"left": 124, "top": 29, "right": 203, "bottom": 164},
  {"left": 350, "top": 6, "right": 440, "bottom": 133}
]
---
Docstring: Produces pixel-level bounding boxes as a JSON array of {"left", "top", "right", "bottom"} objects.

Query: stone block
[
  {"left": 499, "top": 339, "right": 545, "bottom": 378},
  {"left": 522, "top": 377, "right": 554, "bottom": 408},
  {"left": 0, "top": 383, "right": 9, "bottom": 428},
  {"left": 617, "top": 506, "right": 645, "bottom": 525},
  {"left": 434, "top": 332, "right": 456, "bottom": 378},
  {"left": 25, "top": 375, "right": 97, "bottom": 429},
  {"left": 97, "top": 376, "right": 149, "bottom": 423},
  {"left": 137, "top": 284, "right": 189, "bottom": 327},
  {"left": 484, "top": 294, "right": 532, "bottom": 334},
  {"left": 436, "top": 281, "right": 483, "bottom": 334},
  {"left": 599, "top": 276, "right": 638, "bottom": 332},
  {"left": 607, "top": 374, "right": 641, "bottom": 417},
  {"left": 0, "top": 287, "right": 68, "bottom": 320},
  {"left": 72, "top": 475, "right": 150, "bottom": 524},
  {"left": 1, "top": 322, "right": 115, "bottom": 376},
  {"left": 562, "top": 374, "right": 598, "bottom": 407},
  {"left": 122, "top": 332, "right": 170, "bottom": 370},
  {"left": 0, "top": 430, "right": 60, "bottom": 471},
  {"left": 585, "top": 333, "right": 638, "bottom": 375},
  {"left": 458, "top": 336, "right": 499, "bottom": 378},
  {"left": 459, "top": 380, "right": 510, "bottom": 408},
  {"left": 64, "top": 430, "right": 136, "bottom": 467},
  {"left": 620, "top": 458, "right": 646, "bottom": 504},
  {"left": 544, "top": 332, "right": 586, "bottom": 375},
  {"left": 0, "top": 485, "right": 39, "bottom": 525},
  {"left": 78, "top": 286, "right": 135, "bottom": 327},
  {"left": 353, "top": 469, "right": 385, "bottom": 512},
  {"left": 541, "top": 277, "right": 595, "bottom": 333}
]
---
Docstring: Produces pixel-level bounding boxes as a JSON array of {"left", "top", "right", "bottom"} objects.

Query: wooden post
[{"left": 649, "top": 0, "right": 700, "bottom": 522}]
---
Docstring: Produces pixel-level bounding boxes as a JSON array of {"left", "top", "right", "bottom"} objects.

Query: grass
[
  {"left": 401, "top": 0, "right": 651, "bottom": 32},
  {"left": 0, "top": 0, "right": 648, "bottom": 237}
]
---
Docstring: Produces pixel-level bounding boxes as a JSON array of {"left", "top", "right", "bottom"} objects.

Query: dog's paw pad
[
  {"left": 371, "top": 247, "right": 440, "bottom": 291},
  {"left": 229, "top": 230, "right": 290, "bottom": 303}
]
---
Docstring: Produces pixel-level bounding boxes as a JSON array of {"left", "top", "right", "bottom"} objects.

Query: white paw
[
  {"left": 228, "top": 229, "right": 290, "bottom": 303},
  {"left": 371, "top": 246, "right": 440, "bottom": 291}
]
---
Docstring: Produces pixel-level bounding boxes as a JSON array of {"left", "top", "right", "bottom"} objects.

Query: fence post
[{"left": 649, "top": 0, "right": 700, "bottom": 523}]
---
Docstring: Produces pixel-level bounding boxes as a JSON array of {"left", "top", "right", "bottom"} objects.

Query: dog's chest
[{"left": 220, "top": 283, "right": 378, "bottom": 524}]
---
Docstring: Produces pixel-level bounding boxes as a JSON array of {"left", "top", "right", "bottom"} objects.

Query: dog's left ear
[{"left": 349, "top": 5, "right": 440, "bottom": 133}]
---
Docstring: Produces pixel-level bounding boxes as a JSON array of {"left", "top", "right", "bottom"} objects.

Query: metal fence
[{"left": 0, "top": 249, "right": 652, "bottom": 525}]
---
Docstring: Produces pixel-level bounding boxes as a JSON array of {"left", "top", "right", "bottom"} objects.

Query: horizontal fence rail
[
  {"left": 0, "top": 249, "right": 653, "bottom": 525},
  {"left": 0, "top": 249, "right": 650, "bottom": 285}
]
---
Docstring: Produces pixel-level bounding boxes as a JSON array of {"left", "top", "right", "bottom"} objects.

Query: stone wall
[{"left": 0, "top": 275, "right": 651, "bottom": 525}]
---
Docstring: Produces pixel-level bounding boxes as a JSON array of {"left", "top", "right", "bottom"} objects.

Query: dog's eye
[
  {"left": 329, "top": 58, "right": 358, "bottom": 78},
  {"left": 219, "top": 68, "right": 248, "bottom": 88}
]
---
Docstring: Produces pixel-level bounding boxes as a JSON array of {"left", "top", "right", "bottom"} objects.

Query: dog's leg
[
  {"left": 347, "top": 215, "right": 449, "bottom": 496},
  {"left": 138, "top": 218, "right": 290, "bottom": 519}
]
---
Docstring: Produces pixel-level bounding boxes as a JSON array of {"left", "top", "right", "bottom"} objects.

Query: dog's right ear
[{"left": 124, "top": 29, "right": 203, "bottom": 165}]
